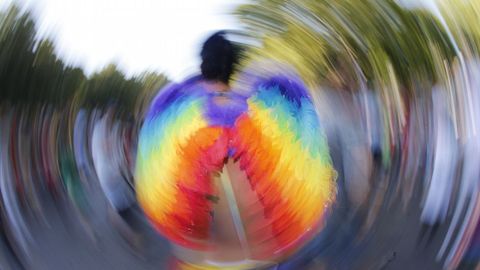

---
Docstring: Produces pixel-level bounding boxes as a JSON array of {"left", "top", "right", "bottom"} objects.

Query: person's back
[{"left": 92, "top": 110, "right": 135, "bottom": 211}]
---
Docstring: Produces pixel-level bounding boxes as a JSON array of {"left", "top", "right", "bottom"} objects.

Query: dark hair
[{"left": 200, "top": 31, "right": 238, "bottom": 84}]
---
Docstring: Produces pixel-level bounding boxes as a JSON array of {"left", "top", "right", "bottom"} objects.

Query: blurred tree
[
  {"left": 438, "top": 0, "right": 480, "bottom": 57},
  {"left": 0, "top": 4, "right": 169, "bottom": 120},
  {"left": 133, "top": 71, "right": 169, "bottom": 121},
  {"left": 84, "top": 65, "right": 168, "bottom": 120},
  {"left": 234, "top": 0, "right": 458, "bottom": 92},
  {"left": 0, "top": 5, "right": 36, "bottom": 103}
]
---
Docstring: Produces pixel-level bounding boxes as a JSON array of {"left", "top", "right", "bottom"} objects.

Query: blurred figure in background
[
  {"left": 420, "top": 87, "right": 458, "bottom": 244},
  {"left": 91, "top": 106, "right": 140, "bottom": 250},
  {"left": 438, "top": 59, "right": 480, "bottom": 267}
]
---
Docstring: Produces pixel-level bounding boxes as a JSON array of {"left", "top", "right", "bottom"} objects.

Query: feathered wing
[
  {"left": 135, "top": 79, "right": 229, "bottom": 249},
  {"left": 231, "top": 72, "right": 336, "bottom": 259}
]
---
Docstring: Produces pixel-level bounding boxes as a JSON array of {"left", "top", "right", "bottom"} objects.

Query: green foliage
[
  {"left": 0, "top": 5, "right": 37, "bottom": 103},
  {"left": 235, "top": 0, "right": 461, "bottom": 90},
  {"left": 0, "top": 4, "right": 169, "bottom": 118}
]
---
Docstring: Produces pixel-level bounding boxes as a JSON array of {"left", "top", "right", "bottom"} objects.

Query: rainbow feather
[
  {"left": 136, "top": 77, "right": 240, "bottom": 248},
  {"left": 230, "top": 72, "right": 336, "bottom": 258},
  {"left": 136, "top": 69, "right": 336, "bottom": 259}
]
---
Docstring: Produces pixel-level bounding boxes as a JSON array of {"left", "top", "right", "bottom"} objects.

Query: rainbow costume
[{"left": 136, "top": 67, "right": 336, "bottom": 265}]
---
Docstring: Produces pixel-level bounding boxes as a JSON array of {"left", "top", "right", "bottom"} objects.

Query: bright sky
[{"left": 0, "top": 0, "right": 244, "bottom": 80}]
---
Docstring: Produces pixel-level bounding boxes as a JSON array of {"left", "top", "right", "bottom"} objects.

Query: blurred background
[{"left": 0, "top": 0, "right": 480, "bottom": 269}]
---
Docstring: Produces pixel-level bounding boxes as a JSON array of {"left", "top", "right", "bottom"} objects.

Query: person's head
[{"left": 200, "top": 31, "right": 238, "bottom": 84}]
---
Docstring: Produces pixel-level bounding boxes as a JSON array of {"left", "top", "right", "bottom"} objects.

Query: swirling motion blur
[{"left": 0, "top": 0, "right": 480, "bottom": 269}]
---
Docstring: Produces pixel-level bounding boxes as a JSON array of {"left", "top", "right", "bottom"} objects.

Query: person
[
  {"left": 136, "top": 31, "right": 336, "bottom": 270},
  {"left": 167, "top": 31, "right": 264, "bottom": 269},
  {"left": 91, "top": 107, "right": 141, "bottom": 251},
  {"left": 419, "top": 87, "right": 458, "bottom": 246}
]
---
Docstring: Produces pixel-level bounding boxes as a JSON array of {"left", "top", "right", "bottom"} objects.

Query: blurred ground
[{"left": 0, "top": 138, "right": 452, "bottom": 270}]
